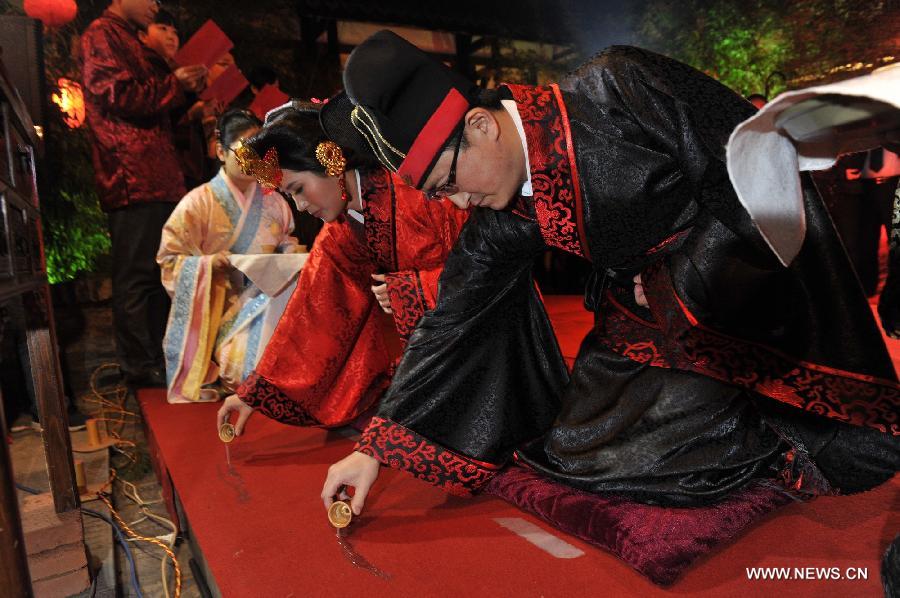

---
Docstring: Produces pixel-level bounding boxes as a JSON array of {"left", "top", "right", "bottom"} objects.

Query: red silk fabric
[{"left": 238, "top": 172, "right": 468, "bottom": 426}]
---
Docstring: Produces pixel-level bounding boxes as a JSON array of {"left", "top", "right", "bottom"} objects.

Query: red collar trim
[{"left": 505, "top": 83, "right": 591, "bottom": 261}]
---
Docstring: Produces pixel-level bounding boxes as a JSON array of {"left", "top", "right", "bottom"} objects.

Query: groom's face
[{"left": 420, "top": 107, "right": 524, "bottom": 211}]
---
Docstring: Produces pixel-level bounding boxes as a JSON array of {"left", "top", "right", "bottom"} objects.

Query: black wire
[
  {"left": 82, "top": 508, "right": 144, "bottom": 598},
  {"left": 14, "top": 482, "right": 42, "bottom": 495}
]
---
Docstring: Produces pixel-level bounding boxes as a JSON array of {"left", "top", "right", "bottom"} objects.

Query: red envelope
[
  {"left": 200, "top": 64, "right": 249, "bottom": 106},
  {"left": 248, "top": 84, "right": 291, "bottom": 120},
  {"left": 175, "top": 20, "right": 233, "bottom": 68}
]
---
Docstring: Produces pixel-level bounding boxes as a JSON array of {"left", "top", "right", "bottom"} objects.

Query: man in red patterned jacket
[{"left": 81, "top": 0, "right": 206, "bottom": 386}]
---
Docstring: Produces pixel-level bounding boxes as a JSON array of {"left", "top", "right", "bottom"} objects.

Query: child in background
[{"left": 158, "top": 110, "right": 304, "bottom": 403}]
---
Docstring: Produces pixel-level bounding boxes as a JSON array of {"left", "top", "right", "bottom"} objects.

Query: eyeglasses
[{"left": 424, "top": 125, "right": 463, "bottom": 201}]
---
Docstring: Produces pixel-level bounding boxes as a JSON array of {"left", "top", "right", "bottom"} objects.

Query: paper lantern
[
  {"left": 24, "top": 0, "right": 78, "bottom": 28},
  {"left": 51, "top": 78, "right": 85, "bottom": 128}
]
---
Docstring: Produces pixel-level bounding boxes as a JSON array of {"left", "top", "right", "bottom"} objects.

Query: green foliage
[
  {"left": 43, "top": 188, "right": 110, "bottom": 284},
  {"left": 638, "top": 0, "right": 790, "bottom": 96},
  {"left": 39, "top": 23, "right": 111, "bottom": 284},
  {"left": 637, "top": 0, "right": 889, "bottom": 97}
]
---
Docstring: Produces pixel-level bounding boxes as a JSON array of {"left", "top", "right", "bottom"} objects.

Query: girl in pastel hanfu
[{"left": 158, "top": 109, "right": 306, "bottom": 403}]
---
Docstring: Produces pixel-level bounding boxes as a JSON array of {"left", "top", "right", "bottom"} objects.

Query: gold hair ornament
[
  {"left": 315, "top": 140, "right": 349, "bottom": 202},
  {"left": 233, "top": 140, "right": 283, "bottom": 194}
]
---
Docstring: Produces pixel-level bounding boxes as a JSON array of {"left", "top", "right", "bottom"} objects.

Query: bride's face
[{"left": 280, "top": 169, "right": 344, "bottom": 222}]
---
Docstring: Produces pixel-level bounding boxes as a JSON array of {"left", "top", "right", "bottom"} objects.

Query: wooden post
[
  {"left": 0, "top": 389, "right": 34, "bottom": 597},
  {"left": 24, "top": 287, "right": 78, "bottom": 514}
]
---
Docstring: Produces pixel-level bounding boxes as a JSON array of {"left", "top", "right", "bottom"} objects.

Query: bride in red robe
[{"left": 216, "top": 100, "right": 468, "bottom": 434}]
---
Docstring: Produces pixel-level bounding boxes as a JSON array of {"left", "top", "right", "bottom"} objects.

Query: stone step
[{"left": 19, "top": 492, "right": 90, "bottom": 597}]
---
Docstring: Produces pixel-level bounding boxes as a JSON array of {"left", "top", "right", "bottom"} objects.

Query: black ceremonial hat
[
  {"left": 343, "top": 29, "right": 480, "bottom": 188},
  {"left": 319, "top": 91, "right": 381, "bottom": 170}
]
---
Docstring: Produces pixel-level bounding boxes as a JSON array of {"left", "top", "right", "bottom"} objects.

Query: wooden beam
[
  {"left": 0, "top": 387, "right": 33, "bottom": 597},
  {"left": 332, "top": 42, "right": 457, "bottom": 62},
  {"left": 328, "top": 41, "right": 550, "bottom": 71},
  {"left": 552, "top": 46, "right": 578, "bottom": 62},
  {"left": 24, "top": 287, "right": 78, "bottom": 514}
]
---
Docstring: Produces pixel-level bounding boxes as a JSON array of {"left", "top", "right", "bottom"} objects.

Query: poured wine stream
[{"left": 335, "top": 528, "right": 391, "bottom": 579}]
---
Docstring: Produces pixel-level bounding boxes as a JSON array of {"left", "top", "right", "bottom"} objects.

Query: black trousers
[{"left": 107, "top": 202, "right": 175, "bottom": 380}]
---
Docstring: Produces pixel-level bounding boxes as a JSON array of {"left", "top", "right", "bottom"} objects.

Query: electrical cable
[
  {"left": 118, "top": 476, "right": 178, "bottom": 598},
  {"left": 82, "top": 507, "right": 143, "bottom": 598},
  {"left": 98, "top": 473, "right": 182, "bottom": 598},
  {"left": 14, "top": 482, "right": 42, "bottom": 495},
  {"left": 16, "top": 481, "right": 144, "bottom": 597},
  {"left": 16, "top": 363, "right": 181, "bottom": 596}
]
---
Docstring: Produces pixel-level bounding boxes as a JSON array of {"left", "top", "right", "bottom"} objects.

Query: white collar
[
  {"left": 502, "top": 99, "right": 533, "bottom": 197},
  {"left": 346, "top": 170, "right": 364, "bottom": 223}
]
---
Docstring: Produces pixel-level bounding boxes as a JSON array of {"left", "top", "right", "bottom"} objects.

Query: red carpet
[{"left": 139, "top": 295, "right": 898, "bottom": 597}]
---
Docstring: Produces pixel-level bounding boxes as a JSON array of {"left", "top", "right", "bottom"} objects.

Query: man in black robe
[{"left": 322, "top": 31, "right": 898, "bottom": 516}]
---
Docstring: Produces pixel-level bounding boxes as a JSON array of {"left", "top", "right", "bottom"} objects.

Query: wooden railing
[{"left": 0, "top": 47, "right": 80, "bottom": 598}]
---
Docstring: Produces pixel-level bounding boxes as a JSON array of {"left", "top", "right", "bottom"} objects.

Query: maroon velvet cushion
[{"left": 485, "top": 466, "right": 800, "bottom": 586}]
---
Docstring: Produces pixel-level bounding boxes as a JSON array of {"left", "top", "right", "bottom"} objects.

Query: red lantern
[{"left": 24, "top": 0, "right": 78, "bottom": 28}]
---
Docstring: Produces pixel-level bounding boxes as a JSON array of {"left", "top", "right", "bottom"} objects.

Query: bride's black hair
[
  {"left": 246, "top": 101, "right": 378, "bottom": 174},
  {"left": 246, "top": 109, "right": 329, "bottom": 174},
  {"left": 247, "top": 108, "right": 371, "bottom": 174}
]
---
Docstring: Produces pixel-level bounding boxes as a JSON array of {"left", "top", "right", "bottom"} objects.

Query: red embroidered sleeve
[
  {"left": 384, "top": 270, "right": 429, "bottom": 343},
  {"left": 236, "top": 371, "right": 318, "bottom": 426},
  {"left": 355, "top": 416, "right": 501, "bottom": 496}
]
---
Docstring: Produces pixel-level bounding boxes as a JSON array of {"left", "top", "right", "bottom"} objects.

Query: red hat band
[{"left": 397, "top": 87, "right": 470, "bottom": 188}]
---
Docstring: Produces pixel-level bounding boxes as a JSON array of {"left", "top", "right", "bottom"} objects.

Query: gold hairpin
[
  {"left": 315, "top": 141, "right": 349, "bottom": 202},
  {"left": 315, "top": 141, "right": 347, "bottom": 178},
  {"left": 234, "top": 140, "right": 283, "bottom": 191}
]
